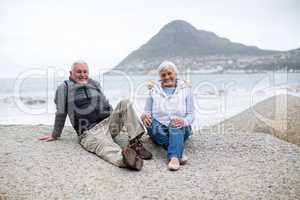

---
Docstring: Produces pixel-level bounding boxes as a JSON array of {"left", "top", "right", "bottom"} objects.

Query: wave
[
  {"left": 1, "top": 84, "right": 299, "bottom": 106},
  {"left": 0, "top": 96, "right": 49, "bottom": 105}
]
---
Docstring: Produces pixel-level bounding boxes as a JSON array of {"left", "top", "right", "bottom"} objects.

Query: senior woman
[{"left": 141, "top": 61, "right": 194, "bottom": 171}]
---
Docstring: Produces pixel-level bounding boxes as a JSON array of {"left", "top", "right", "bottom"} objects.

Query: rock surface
[
  {"left": 206, "top": 94, "right": 300, "bottom": 146},
  {"left": 1, "top": 123, "right": 300, "bottom": 200}
]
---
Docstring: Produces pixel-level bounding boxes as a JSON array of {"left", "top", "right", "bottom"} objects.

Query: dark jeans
[{"left": 147, "top": 119, "right": 191, "bottom": 160}]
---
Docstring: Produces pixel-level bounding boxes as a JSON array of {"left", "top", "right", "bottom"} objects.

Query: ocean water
[{"left": 0, "top": 72, "right": 299, "bottom": 130}]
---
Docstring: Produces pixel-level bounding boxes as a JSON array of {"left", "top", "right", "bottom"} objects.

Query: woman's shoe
[
  {"left": 168, "top": 157, "right": 180, "bottom": 171},
  {"left": 180, "top": 154, "right": 188, "bottom": 165}
]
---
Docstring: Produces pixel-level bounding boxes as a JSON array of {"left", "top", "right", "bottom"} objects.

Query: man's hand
[
  {"left": 141, "top": 113, "right": 152, "bottom": 127},
  {"left": 38, "top": 135, "right": 57, "bottom": 142},
  {"left": 170, "top": 117, "right": 185, "bottom": 128}
]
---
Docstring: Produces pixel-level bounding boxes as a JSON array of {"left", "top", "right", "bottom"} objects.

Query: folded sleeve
[
  {"left": 144, "top": 95, "right": 153, "bottom": 115},
  {"left": 52, "top": 83, "right": 68, "bottom": 139}
]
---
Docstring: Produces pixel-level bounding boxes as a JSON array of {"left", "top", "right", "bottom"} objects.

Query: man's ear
[{"left": 69, "top": 71, "right": 72, "bottom": 76}]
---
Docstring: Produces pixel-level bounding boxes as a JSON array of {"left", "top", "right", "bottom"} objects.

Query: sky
[{"left": 0, "top": 0, "right": 299, "bottom": 78}]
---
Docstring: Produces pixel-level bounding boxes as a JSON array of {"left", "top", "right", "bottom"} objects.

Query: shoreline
[{"left": 1, "top": 94, "right": 300, "bottom": 146}]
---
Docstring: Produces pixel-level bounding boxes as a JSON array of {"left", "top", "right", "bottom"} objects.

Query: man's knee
[
  {"left": 120, "top": 99, "right": 132, "bottom": 107},
  {"left": 118, "top": 99, "right": 133, "bottom": 111}
]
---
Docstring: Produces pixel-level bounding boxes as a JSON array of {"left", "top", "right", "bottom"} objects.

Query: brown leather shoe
[
  {"left": 130, "top": 139, "right": 152, "bottom": 160},
  {"left": 122, "top": 147, "right": 143, "bottom": 171}
]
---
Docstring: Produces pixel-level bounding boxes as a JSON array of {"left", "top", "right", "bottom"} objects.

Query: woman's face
[{"left": 160, "top": 67, "right": 177, "bottom": 87}]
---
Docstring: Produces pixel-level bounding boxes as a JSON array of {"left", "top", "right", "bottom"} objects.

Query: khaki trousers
[{"left": 79, "top": 99, "right": 145, "bottom": 167}]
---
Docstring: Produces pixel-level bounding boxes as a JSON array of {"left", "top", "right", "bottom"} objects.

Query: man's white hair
[
  {"left": 157, "top": 61, "right": 178, "bottom": 74},
  {"left": 71, "top": 60, "right": 88, "bottom": 71}
]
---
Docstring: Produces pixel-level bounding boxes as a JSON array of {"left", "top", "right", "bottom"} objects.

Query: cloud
[{"left": 0, "top": 0, "right": 299, "bottom": 77}]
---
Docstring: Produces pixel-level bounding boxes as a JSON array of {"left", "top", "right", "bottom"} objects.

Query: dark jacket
[{"left": 52, "top": 78, "right": 112, "bottom": 138}]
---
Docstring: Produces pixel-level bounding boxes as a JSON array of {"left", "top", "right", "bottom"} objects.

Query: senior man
[{"left": 39, "top": 61, "right": 152, "bottom": 171}]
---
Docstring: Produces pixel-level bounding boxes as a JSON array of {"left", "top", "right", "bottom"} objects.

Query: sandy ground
[{"left": 1, "top": 94, "right": 300, "bottom": 200}]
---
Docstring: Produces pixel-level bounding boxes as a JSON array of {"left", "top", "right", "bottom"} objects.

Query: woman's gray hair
[
  {"left": 157, "top": 61, "right": 178, "bottom": 74},
  {"left": 71, "top": 60, "right": 88, "bottom": 71}
]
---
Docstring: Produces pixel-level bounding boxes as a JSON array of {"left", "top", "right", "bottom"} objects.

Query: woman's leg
[
  {"left": 146, "top": 119, "right": 169, "bottom": 150},
  {"left": 184, "top": 126, "right": 192, "bottom": 141},
  {"left": 168, "top": 125, "right": 192, "bottom": 160},
  {"left": 147, "top": 119, "right": 192, "bottom": 159},
  {"left": 179, "top": 126, "right": 192, "bottom": 163},
  {"left": 168, "top": 127, "right": 185, "bottom": 160}
]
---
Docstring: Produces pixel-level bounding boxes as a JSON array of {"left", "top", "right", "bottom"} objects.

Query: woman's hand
[
  {"left": 38, "top": 135, "right": 57, "bottom": 142},
  {"left": 141, "top": 113, "right": 152, "bottom": 127},
  {"left": 170, "top": 117, "right": 185, "bottom": 128}
]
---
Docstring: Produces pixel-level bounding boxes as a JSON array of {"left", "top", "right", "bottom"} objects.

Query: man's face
[
  {"left": 159, "top": 67, "right": 177, "bottom": 87},
  {"left": 70, "top": 63, "right": 89, "bottom": 84}
]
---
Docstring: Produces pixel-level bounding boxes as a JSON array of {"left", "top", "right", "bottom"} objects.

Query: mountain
[
  {"left": 111, "top": 20, "right": 298, "bottom": 74},
  {"left": 242, "top": 48, "right": 300, "bottom": 72}
]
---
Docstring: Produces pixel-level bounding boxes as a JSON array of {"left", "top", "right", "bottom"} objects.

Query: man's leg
[
  {"left": 108, "top": 99, "right": 145, "bottom": 140},
  {"left": 80, "top": 125, "right": 125, "bottom": 167},
  {"left": 108, "top": 99, "right": 152, "bottom": 160},
  {"left": 113, "top": 128, "right": 130, "bottom": 149},
  {"left": 80, "top": 121, "right": 144, "bottom": 171}
]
